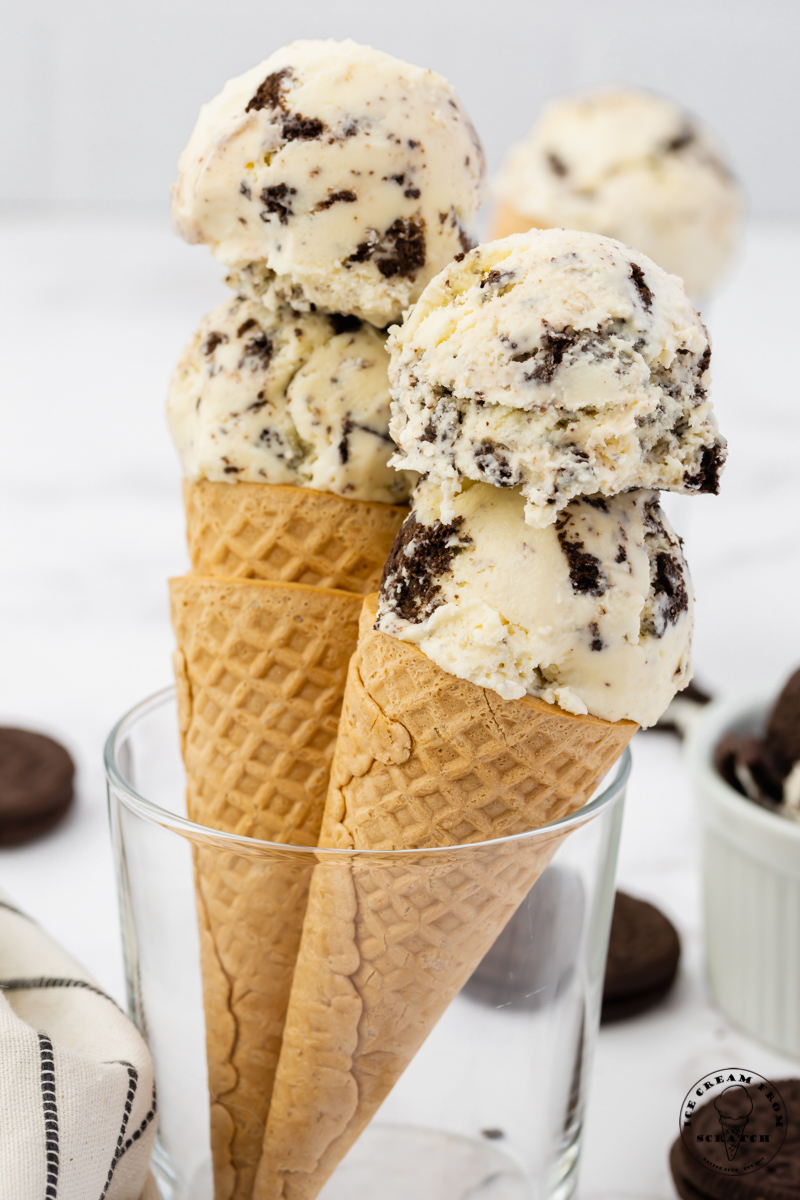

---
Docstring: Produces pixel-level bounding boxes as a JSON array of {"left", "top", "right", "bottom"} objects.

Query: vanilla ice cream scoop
[
  {"left": 388, "top": 228, "right": 725, "bottom": 527},
  {"left": 167, "top": 295, "right": 413, "bottom": 504},
  {"left": 376, "top": 480, "right": 693, "bottom": 727},
  {"left": 172, "top": 39, "right": 485, "bottom": 327},
  {"left": 493, "top": 87, "right": 743, "bottom": 299}
]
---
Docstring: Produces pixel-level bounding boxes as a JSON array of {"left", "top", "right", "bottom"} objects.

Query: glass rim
[{"left": 104, "top": 685, "right": 631, "bottom": 859}]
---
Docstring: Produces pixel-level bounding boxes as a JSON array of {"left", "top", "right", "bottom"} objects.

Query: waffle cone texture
[
  {"left": 491, "top": 201, "right": 546, "bottom": 241},
  {"left": 256, "top": 596, "right": 637, "bottom": 1199},
  {"left": 171, "top": 482, "right": 406, "bottom": 1200},
  {"left": 184, "top": 479, "right": 406, "bottom": 594}
]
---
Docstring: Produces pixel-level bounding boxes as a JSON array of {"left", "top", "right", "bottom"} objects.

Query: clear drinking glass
[{"left": 105, "top": 688, "right": 629, "bottom": 1200}]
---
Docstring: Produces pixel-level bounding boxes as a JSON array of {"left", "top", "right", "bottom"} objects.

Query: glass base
[
  {"left": 153, "top": 1125, "right": 533, "bottom": 1200},
  {"left": 321, "top": 1126, "right": 530, "bottom": 1200}
]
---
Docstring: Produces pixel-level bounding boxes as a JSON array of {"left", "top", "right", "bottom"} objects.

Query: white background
[
  {"left": 2, "top": 4, "right": 800, "bottom": 1197},
  {"left": 2, "top": 0, "right": 800, "bottom": 215}
]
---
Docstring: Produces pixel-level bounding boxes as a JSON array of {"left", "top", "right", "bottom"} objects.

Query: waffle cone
[
  {"left": 170, "top": 576, "right": 364, "bottom": 1199},
  {"left": 256, "top": 596, "right": 636, "bottom": 1200},
  {"left": 491, "top": 201, "right": 547, "bottom": 241},
  {"left": 183, "top": 479, "right": 406, "bottom": 594}
]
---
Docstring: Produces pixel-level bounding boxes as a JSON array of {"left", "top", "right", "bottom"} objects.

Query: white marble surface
[{"left": 1, "top": 211, "right": 799, "bottom": 1199}]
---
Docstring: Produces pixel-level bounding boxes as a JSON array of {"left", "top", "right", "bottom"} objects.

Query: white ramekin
[{"left": 687, "top": 690, "right": 800, "bottom": 1059}]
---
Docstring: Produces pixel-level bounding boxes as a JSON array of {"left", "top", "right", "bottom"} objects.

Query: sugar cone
[
  {"left": 256, "top": 596, "right": 636, "bottom": 1200},
  {"left": 172, "top": 478, "right": 405, "bottom": 1198},
  {"left": 491, "top": 201, "right": 546, "bottom": 241},
  {"left": 183, "top": 479, "right": 406, "bottom": 594},
  {"left": 171, "top": 576, "right": 365, "bottom": 1199}
]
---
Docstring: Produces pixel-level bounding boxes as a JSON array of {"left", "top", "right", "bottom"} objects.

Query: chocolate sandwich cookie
[
  {"left": 652, "top": 679, "right": 713, "bottom": 738},
  {"left": 463, "top": 865, "right": 585, "bottom": 1010},
  {"left": 0, "top": 728, "right": 75, "bottom": 846},
  {"left": 601, "top": 891, "right": 680, "bottom": 1022},
  {"left": 669, "top": 1078, "right": 800, "bottom": 1200}
]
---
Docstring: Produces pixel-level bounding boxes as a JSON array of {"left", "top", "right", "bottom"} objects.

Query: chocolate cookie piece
[
  {"left": 0, "top": 728, "right": 75, "bottom": 846},
  {"left": 601, "top": 891, "right": 680, "bottom": 1022},
  {"left": 714, "top": 732, "right": 784, "bottom": 807},
  {"left": 462, "top": 866, "right": 584, "bottom": 1010},
  {"left": 766, "top": 667, "right": 800, "bottom": 776},
  {"left": 651, "top": 678, "right": 713, "bottom": 738},
  {"left": 669, "top": 1079, "right": 800, "bottom": 1200}
]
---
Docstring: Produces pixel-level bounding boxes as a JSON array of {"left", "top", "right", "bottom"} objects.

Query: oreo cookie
[
  {"left": 601, "top": 891, "right": 680, "bottom": 1022},
  {"left": 0, "top": 728, "right": 75, "bottom": 846},
  {"left": 670, "top": 1078, "right": 800, "bottom": 1200},
  {"left": 462, "top": 865, "right": 584, "bottom": 1010},
  {"left": 652, "top": 678, "right": 713, "bottom": 738}
]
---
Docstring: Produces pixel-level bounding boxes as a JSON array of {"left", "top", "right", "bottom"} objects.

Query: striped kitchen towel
[{"left": 0, "top": 894, "right": 158, "bottom": 1200}]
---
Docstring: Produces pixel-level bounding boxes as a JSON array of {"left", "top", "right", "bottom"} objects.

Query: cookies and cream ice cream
[
  {"left": 172, "top": 39, "right": 485, "bottom": 327},
  {"left": 388, "top": 229, "right": 725, "bottom": 527},
  {"left": 376, "top": 481, "right": 692, "bottom": 726},
  {"left": 493, "top": 87, "right": 743, "bottom": 298},
  {"left": 167, "top": 295, "right": 413, "bottom": 504}
]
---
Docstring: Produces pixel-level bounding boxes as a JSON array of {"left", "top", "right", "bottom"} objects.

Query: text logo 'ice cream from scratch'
[{"left": 679, "top": 1071, "right": 788, "bottom": 1175}]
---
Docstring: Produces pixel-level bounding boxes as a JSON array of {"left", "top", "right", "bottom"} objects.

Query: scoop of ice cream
[
  {"left": 167, "top": 295, "right": 413, "bottom": 504},
  {"left": 715, "top": 1085, "right": 753, "bottom": 1120},
  {"left": 376, "top": 480, "right": 693, "bottom": 727},
  {"left": 493, "top": 87, "right": 743, "bottom": 298},
  {"left": 388, "top": 229, "right": 724, "bottom": 527},
  {"left": 172, "top": 39, "right": 485, "bottom": 327}
]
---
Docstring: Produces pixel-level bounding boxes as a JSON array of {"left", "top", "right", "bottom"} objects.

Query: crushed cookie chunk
[
  {"left": 281, "top": 112, "right": 325, "bottom": 141},
  {"left": 473, "top": 441, "right": 518, "bottom": 485},
  {"left": 665, "top": 125, "right": 696, "bottom": 152},
  {"left": 245, "top": 68, "right": 292, "bottom": 113},
  {"left": 203, "top": 331, "right": 228, "bottom": 356},
  {"left": 683, "top": 442, "right": 725, "bottom": 493},
  {"left": 314, "top": 189, "right": 357, "bottom": 211},
  {"left": 379, "top": 515, "right": 472, "bottom": 624},
  {"left": 523, "top": 324, "right": 581, "bottom": 384},
  {"left": 457, "top": 223, "right": 475, "bottom": 253},
  {"left": 480, "top": 268, "right": 515, "bottom": 290},
  {"left": 653, "top": 551, "right": 689, "bottom": 624},
  {"left": 547, "top": 151, "right": 568, "bottom": 176},
  {"left": 239, "top": 332, "right": 273, "bottom": 368},
  {"left": 259, "top": 183, "right": 296, "bottom": 225},
  {"left": 556, "top": 512, "right": 608, "bottom": 596},
  {"left": 348, "top": 217, "right": 426, "bottom": 278},
  {"left": 629, "top": 262, "right": 653, "bottom": 311}
]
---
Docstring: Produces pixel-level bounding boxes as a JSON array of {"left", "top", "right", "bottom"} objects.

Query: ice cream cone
[
  {"left": 256, "top": 596, "right": 636, "bottom": 1200},
  {"left": 718, "top": 1115, "right": 749, "bottom": 1161},
  {"left": 490, "top": 201, "right": 545, "bottom": 241},
  {"left": 170, "top": 576, "right": 365, "bottom": 1199},
  {"left": 183, "top": 479, "right": 406, "bottom": 594}
]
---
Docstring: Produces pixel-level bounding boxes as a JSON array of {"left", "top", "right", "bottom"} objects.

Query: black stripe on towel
[
  {"left": 116, "top": 1082, "right": 157, "bottom": 1162},
  {"left": 0, "top": 899, "right": 31, "bottom": 920},
  {"left": 38, "top": 1032, "right": 59, "bottom": 1200},
  {"left": 0, "top": 977, "right": 120, "bottom": 1010},
  {"left": 98, "top": 1063, "right": 138, "bottom": 1200}
]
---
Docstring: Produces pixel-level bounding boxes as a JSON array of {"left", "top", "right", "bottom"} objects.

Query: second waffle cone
[
  {"left": 256, "top": 596, "right": 636, "bottom": 1199},
  {"left": 172, "top": 482, "right": 406, "bottom": 1199}
]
